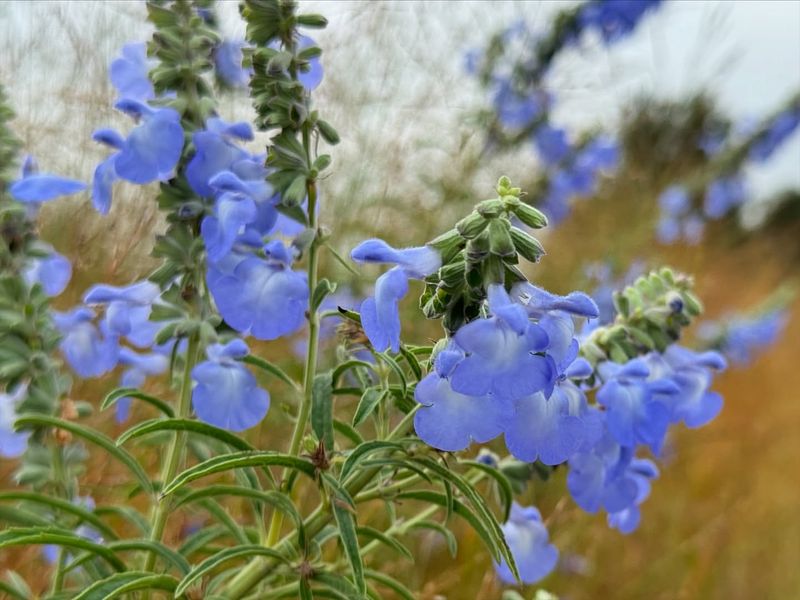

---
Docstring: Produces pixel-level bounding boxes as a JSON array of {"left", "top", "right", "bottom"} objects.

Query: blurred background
[{"left": 1, "top": 1, "right": 799, "bottom": 599}]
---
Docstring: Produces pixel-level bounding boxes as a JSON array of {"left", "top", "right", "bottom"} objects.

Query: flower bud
[
  {"left": 476, "top": 198, "right": 504, "bottom": 218},
  {"left": 488, "top": 218, "right": 515, "bottom": 258},
  {"left": 509, "top": 227, "right": 545, "bottom": 263},
  {"left": 511, "top": 202, "right": 548, "bottom": 229},
  {"left": 456, "top": 211, "right": 489, "bottom": 240}
]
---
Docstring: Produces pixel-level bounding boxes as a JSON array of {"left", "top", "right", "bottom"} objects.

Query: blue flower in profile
[
  {"left": 23, "top": 245, "right": 71, "bottom": 297},
  {"left": 504, "top": 314, "right": 591, "bottom": 465},
  {"left": 186, "top": 117, "right": 253, "bottom": 198},
  {"left": 703, "top": 176, "right": 746, "bottom": 219},
  {"left": 83, "top": 280, "right": 161, "bottom": 348},
  {"left": 414, "top": 343, "right": 512, "bottom": 452},
  {"left": 534, "top": 124, "right": 571, "bottom": 166},
  {"left": 450, "top": 285, "right": 552, "bottom": 401},
  {"left": 567, "top": 431, "right": 643, "bottom": 515},
  {"left": 0, "top": 384, "right": 30, "bottom": 458},
  {"left": 658, "top": 345, "right": 726, "bottom": 428},
  {"left": 52, "top": 308, "right": 119, "bottom": 378},
  {"left": 596, "top": 358, "right": 678, "bottom": 452},
  {"left": 495, "top": 502, "right": 558, "bottom": 585},
  {"left": 91, "top": 100, "right": 184, "bottom": 213},
  {"left": 202, "top": 168, "right": 277, "bottom": 261},
  {"left": 607, "top": 459, "right": 658, "bottom": 534},
  {"left": 191, "top": 339, "right": 270, "bottom": 431},
  {"left": 493, "top": 81, "right": 549, "bottom": 130},
  {"left": 207, "top": 241, "right": 308, "bottom": 340},
  {"left": 350, "top": 238, "right": 442, "bottom": 353},
  {"left": 115, "top": 348, "right": 169, "bottom": 423},
  {"left": 214, "top": 40, "right": 252, "bottom": 88},
  {"left": 109, "top": 43, "right": 155, "bottom": 101},
  {"left": 9, "top": 156, "right": 85, "bottom": 205},
  {"left": 510, "top": 281, "right": 599, "bottom": 320},
  {"left": 706, "top": 309, "right": 788, "bottom": 365}
]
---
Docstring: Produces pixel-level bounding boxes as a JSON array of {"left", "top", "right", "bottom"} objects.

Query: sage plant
[{"left": 0, "top": 2, "right": 733, "bottom": 598}]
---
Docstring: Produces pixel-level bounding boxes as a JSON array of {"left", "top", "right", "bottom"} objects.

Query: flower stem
[{"left": 142, "top": 333, "right": 199, "bottom": 574}]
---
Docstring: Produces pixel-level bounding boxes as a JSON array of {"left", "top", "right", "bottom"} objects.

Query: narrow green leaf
[
  {"left": 331, "top": 360, "right": 377, "bottom": 384},
  {"left": 324, "top": 477, "right": 366, "bottom": 597},
  {"left": 0, "top": 492, "right": 117, "bottom": 540},
  {"left": 408, "top": 520, "right": 457, "bottom": 557},
  {"left": 72, "top": 572, "right": 178, "bottom": 600},
  {"left": 105, "top": 539, "right": 190, "bottom": 575},
  {"left": 324, "top": 243, "right": 359, "bottom": 276},
  {"left": 94, "top": 506, "right": 149, "bottom": 535},
  {"left": 242, "top": 354, "right": 299, "bottom": 388},
  {"left": 14, "top": 415, "right": 152, "bottom": 494},
  {"left": 461, "top": 460, "right": 515, "bottom": 522},
  {"left": 0, "top": 505, "right": 52, "bottom": 527},
  {"left": 198, "top": 498, "right": 250, "bottom": 546},
  {"left": 364, "top": 569, "right": 415, "bottom": 600},
  {"left": 117, "top": 418, "right": 255, "bottom": 451},
  {"left": 162, "top": 451, "right": 315, "bottom": 497},
  {"left": 311, "top": 371, "right": 334, "bottom": 451},
  {"left": 178, "top": 525, "right": 228, "bottom": 558},
  {"left": 398, "top": 344, "right": 423, "bottom": 381},
  {"left": 101, "top": 387, "right": 174, "bottom": 418},
  {"left": 313, "top": 572, "right": 363, "bottom": 600},
  {"left": 300, "top": 577, "right": 314, "bottom": 600},
  {"left": 0, "top": 581, "right": 27, "bottom": 600},
  {"left": 311, "top": 278, "right": 337, "bottom": 312},
  {"left": 175, "top": 545, "right": 288, "bottom": 596},
  {"left": 339, "top": 441, "right": 404, "bottom": 483},
  {"left": 376, "top": 352, "right": 407, "bottom": 396},
  {"left": 0, "top": 527, "right": 125, "bottom": 570},
  {"left": 351, "top": 389, "right": 384, "bottom": 427},
  {"left": 357, "top": 526, "right": 413, "bottom": 561},
  {"left": 333, "top": 419, "right": 363, "bottom": 446},
  {"left": 175, "top": 486, "right": 306, "bottom": 550}
]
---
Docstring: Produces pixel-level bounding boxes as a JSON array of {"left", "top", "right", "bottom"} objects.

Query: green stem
[
  {"left": 223, "top": 408, "right": 418, "bottom": 599},
  {"left": 143, "top": 333, "right": 199, "bottom": 574}
]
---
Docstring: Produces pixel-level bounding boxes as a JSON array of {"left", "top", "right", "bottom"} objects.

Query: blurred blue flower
[
  {"left": 657, "top": 345, "right": 726, "bottom": 428},
  {"left": 414, "top": 343, "right": 512, "bottom": 452},
  {"left": 607, "top": 459, "right": 658, "bottom": 534},
  {"left": 699, "top": 308, "right": 788, "bottom": 366},
  {"left": 9, "top": 156, "right": 85, "bottom": 205},
  {"left": 493, "top": 81, "right": 549, "bottom": 129},
  {"left": 23, "top": 246, "right": 72, "bottom": 297},
  {"left": 191, "top": 339, "right": 270, "bottom": 431},
  {"left": 495, "top": 502, "right": 559, "bottom": 585},
  {"left": 450, "top": 284, "right": 552, "bottom": 401},
  {"left": 703, "top": 176, "right": 746, "bottom": 219},
  {"left": 579, "top": 0, "right": 663, "bottom": 43},
  {"left": 749, "top": 107, "right": 800, "bottom": 162},
  {"left": 214, "top": 40, "right": 252, "bottom": 88},
  {"left": 83, "top": 280, "right": 161, "bottom": 348},
  {"left": 534, "top": 124, "right": 571, "bottom": 166},
  {"left": 351, "top": 239, "right": 441, "bottom": 352},
  {"left": 116, "top": 348, "right": 169, "bottom": 423},
  {"left": 186, "top": 118, "right": 254, "bottom": 198},
  {"left": 109, "top": 43, "right": 155, "bottom": 101},
  {"left": 208, "top": 241, "right": 308, "bottom": 341},
  {"left": 52, "top": 308, "right": 119, "bottom": 378},
  {"left": 0, "top": 384, "right": 30, "bottom": 458}
]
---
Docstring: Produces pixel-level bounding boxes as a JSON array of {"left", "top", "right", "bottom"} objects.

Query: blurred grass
[{"left": 1, "top": 2, "right": 799, "bottom": 599}]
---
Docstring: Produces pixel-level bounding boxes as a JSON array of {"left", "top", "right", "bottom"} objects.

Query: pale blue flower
[{"left": 495, "top": 503, "right": 558, "bottom": 585}]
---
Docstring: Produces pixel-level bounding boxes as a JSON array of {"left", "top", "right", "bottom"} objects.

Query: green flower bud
[
  {"left": 438, "top": 259, "right": 466, "bottom": 289},
  {"left": 428, "top": 229, "right": 464, "bottom": 263},
  {"left": 476, "top": 198, "right": 504, "bottom": 218},
  {"left": 509, "top": 227, "right": 545, "bottom": 263},
  {"left": 488, "top": 218, "right": 515, "bottom": 258},
  {"left": 511, "top": 202, "right": 548, "bottom": 229},
  {"left": 466, "top": 230, "right": 490, "bottom": 262},
  {"left": 456, "top": 211, "right": 489, "bottom": 239}
]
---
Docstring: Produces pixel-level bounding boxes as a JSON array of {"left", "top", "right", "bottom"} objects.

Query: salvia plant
[{"left": 0, "top": 1, "right": 735, "bottom": 598}]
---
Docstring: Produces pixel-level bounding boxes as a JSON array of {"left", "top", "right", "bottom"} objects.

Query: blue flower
[
  {"left": 449, "top": 285, "right": 552, "bottom": 400},
  {"left": 658, "top": 345, "right": 726, "bottom": 428},
  {"left": 207, "top": 241, "right": 309, "bottom": 341},
  {"left": 534, "top": 124, "right": 571, "bottom": 166},
  {"left": 567, "top": 431, "right": 642, "bottom": 515},
  {"left": 414, "top": 343, "right": 512, "bottom": 452},
  {"left": 191, "top": 339, "right": 270, "bottom": 431},
  {"left": 575, "top": 136, "right": 620, "bottom": 172},
  {"left": 607, "top": 459, "right": 658, "bottom": 534},
  {"left": 510, "top": 281, "right": 599, "bottom": 320},
  {"left": 749, "top": 108, "right": 800, "bottom": 162},
  {"left": 52, "top": 308, "right": 119, "bottom": 378},
  {"left": 504, "top": 314, "right": 591, "bottom": 464},
  {"left": 186, "top": 118, "right": 254, "bottom": 198},
  {"left": 495, "top": 503, "right": 559, "bottom": 585},
  {"left": 83, "top": 280, "right": 161, "bottom": 348},
  {"left": 9, "top": 156, "right": 86, "bottom": 205},
  {"left": 703, "top": 176, "right": 746, "bottom": 219},
  {"left": 109, "top": 43, "right": 155, "bottom": 101},
  {"left": 0, "top": 384, "right": 30, "bottom": 458},
  {"left": 351, "top": 239, "right": 441, "bottom": 352},
  {"left": 23, "top": 246, "right": 72, "bottom": 297},
  {"left": 493, "top": 80, "right": 550, "bottom": 129},
  {"left": 91, "top": 101, "right": 184, "bottom": 212},
  {"left": 706, "top": 309, "right": 788, "bottom": 365},
  {"left": 596, "top": 358, "right": 677, "bottom": 453},
  {"left": 116, "top": 348, "right": 169, "bottom": 423},
  {"left": 214, "top": 40, "right": 252, "bottom": 88},
  {"left": 579, "top": 0, "right": 663, "bottom": 43}
]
